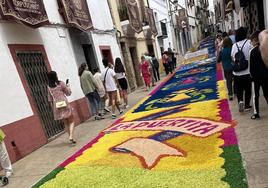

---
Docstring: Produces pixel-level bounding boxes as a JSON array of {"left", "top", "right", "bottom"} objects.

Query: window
[{"left": 160, "top": 21, "right": 167, "bottom": 36}]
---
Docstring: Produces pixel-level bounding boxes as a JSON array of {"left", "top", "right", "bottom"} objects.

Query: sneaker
[
  {"left": 5, "top": 171, "right": 13, "bottom": 178},
  {"left": 251, "top": 114, "right": 260, "bottom": 120},
  {"left": 69, "top": 139, "right": 76, "bottom": 144},
  {"left": 95, "top": 115, "right": 101, "bottom": 120},
  {"left": 244, "top": 106, "right": 252, "bottom": 112},
  {"left": 104, "top": 108, "right": 111, "bottom": 113},
  {"left": 238, "top": 101, "right": 244, "bottom": 112},
  {"left": 112, "top": 114, "right": 116, "bottom": 119},
  {"left": 125, "top": 105, "right": 129, "bottom": 109},
  {"left": 119, "top": 110, "right": 123, "bottom": 114}
]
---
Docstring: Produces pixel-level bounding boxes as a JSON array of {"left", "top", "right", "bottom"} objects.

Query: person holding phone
[{"left": 47, "top": 71, "right": 76, "bottom": 144}]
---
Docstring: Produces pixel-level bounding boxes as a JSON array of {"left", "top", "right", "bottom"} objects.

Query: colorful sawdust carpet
[{"left": 34, "top": 38, "right": 248, "bottom": 188}]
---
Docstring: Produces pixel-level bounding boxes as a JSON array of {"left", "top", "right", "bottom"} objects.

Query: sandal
[
  {"left": 69, "top": 139, "right": 76, "bottom": 144},
  {"left": 251, "top": 114, "right": 260, "bottom": 120}
]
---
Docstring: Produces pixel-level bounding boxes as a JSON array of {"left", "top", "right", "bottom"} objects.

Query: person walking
[
  {"left": 167, "top": 49, "right": 174, "bottom": 73},
  {"left": 101, "top": 58, "right": 123, "bottom": 119},
  {"left": 0, "top": 129, "right": 13, "bottom": 178},
  {"left": 144, "top": 53, "right": 155, "bottom": 86},
  {"left": 228, "top": 30, "right": 236, "bottom": 44},
  {"left": 47, "top": 71, "right": 76, "bottom": 144},
  {"left": 151, "top": 54, "right": 160, "bottom": 82},
  {"left": 79, "top": 63, "right": 102, "bottom": 120},
  {"left": 114, "top": 57, "right": 129, "bottom": 109},
  {"left": 217, "top": 37, "right": 234, "bottom": 100},
  {"left": 249, "top": 31, "right": 268, "bottom": 119},
  {"left": 93, "top": 67, "right": 108, "bottom": 116},
  {"left": 168, "top": 48, "right": 176, "bottom": 72},
  {"left": 172, "top": 48, "right": 177, "bottom": 69},
  {"left": 231, "top": 27, "right": 253, "bottom": 112},
  {"left": 215, "top": 34, "right": 223, "bottom": 57},
  {"left": 162, "top": 52, "right": 170, "bottom": 75},
  {"left": 140, "top": 56, "right": 151, "bottom": 91}
]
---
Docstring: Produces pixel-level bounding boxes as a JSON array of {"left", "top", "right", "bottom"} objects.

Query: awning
[
  {"left": 146, "top": 7, "right": 157, "bottom": 36},
  {"left": 126, "top": 0, "right": 142, "bottom": 33},
  {"left": 58, "top": 0, "right": 93, "bottom": 31},
  {"left": 0, "top": 0, "right": 49, "bottom": 28}
]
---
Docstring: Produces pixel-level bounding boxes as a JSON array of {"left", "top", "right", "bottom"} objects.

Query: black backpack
[{"left": 233, "top": 40, "right": 248, "bottom": 72}]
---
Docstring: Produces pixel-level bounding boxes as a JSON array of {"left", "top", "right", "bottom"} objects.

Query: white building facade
[
  {"left": 147, "top": 0, "right": 175, "bottom": 58},
  {"left": 0, "top": 0, "right": 122, "bottom": 163},
  {"left": 214, "top": 0, "right": 266, "bottom": 33}
]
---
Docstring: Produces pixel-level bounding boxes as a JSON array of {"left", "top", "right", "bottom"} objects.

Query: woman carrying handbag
[{"left": 47, "top": 71, "right": 76, "bottom": 144}]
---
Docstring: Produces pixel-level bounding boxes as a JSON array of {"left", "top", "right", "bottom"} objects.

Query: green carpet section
[
  {"left": 32, "top": 167, "right": 65, "bottom": 188},
  {"left": 221, "top": 145, "right": 248, "bottom": 188}
]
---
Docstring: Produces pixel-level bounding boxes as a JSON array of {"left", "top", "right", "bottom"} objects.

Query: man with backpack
[{"left": 231, "top": 27, "right": 253, "bottom": 112}]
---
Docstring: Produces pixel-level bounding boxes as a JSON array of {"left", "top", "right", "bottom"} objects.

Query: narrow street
[
  {"left": 1, "top": 0, "right": 268, "bottom": 188},
  {"left": 1, "top": 40, "right": 268, "bottom": 188}
]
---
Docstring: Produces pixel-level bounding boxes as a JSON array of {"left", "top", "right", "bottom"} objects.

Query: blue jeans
[{"left": 86, "top": 91, "right": 101, "bottom": 116}]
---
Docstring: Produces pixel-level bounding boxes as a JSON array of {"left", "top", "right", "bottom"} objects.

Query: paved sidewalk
[
  {"left": 2, "top": 84, "right": 157, "bottom": 188},
  {"left": 230, "top": 95, "right": 268, "bottom": 188}
]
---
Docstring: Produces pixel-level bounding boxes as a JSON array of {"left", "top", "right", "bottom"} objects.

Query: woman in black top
[
  {"left": 114, "top": 58, "right": 129, "bottom": 108},
  {"left": 249, "top": 31, "right": 268, "bottom": 119}
]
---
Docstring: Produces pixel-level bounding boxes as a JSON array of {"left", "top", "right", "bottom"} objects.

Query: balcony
[{"left": 118, "top": 4, "right": 135, "bottom": 37}]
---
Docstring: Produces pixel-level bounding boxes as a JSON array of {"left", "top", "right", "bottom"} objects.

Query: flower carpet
[{"left": 34, "top": 38, "right": 248, "bottom": 188}]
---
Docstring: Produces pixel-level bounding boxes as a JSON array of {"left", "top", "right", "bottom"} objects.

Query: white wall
[
  {"left": 91, "top": 32, "right": 122, "bottom": 71},
  {"left": 0, "top": 23, "right": 85, "bottom": 127},
  {"left": 0, "top": 23, "right": 36, "bottom": 126},
  {"left": 148, "top": 0, "right": 174, "bottom": 57},
  {"left": 43, "top": 0, "right": 64, "bottom": 24},
  {"left": 40, "top": 27, "right": 85, "bottom": 101},
  {"left": 0, "top": 0, "right": 93, "bottom": 126},
  {"left": 87, "top": 0, "right": 114, "bottom": 30},
  {"left": 88, "top": 0, "right": 122, "bottom": 70}
]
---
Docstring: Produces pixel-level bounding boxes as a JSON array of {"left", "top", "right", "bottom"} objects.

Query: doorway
[
  {"left": 129, "top": 47, "right": 143, "bottom": 86},
  {"left": 69, "top": 28, "right": 98, "bottom": 72},
  {"left": 12, "top": 48, "right": 64, "bottom": 139},
  {"left": 82, "top": 44, "right": 97, "bottom": 72},
  {"left": 100, "top": 46, "right": 114, "bottom": 64},
  {"left": 147, "top": 44, "right": 155, "bottom": 56}
]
